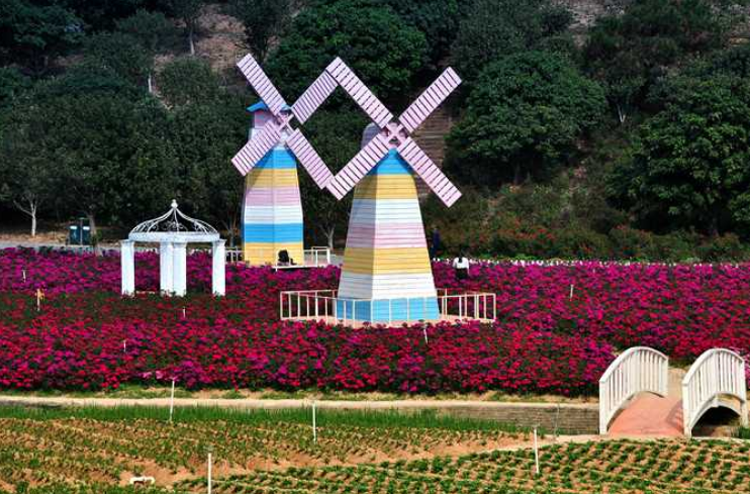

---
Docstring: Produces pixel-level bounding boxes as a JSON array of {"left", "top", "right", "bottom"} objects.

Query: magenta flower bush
[{"left": 1, "top": 248, "right": 749, "bottom": 394}]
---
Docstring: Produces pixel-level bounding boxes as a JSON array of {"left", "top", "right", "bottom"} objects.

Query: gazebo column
[
  {"left": 159, "top": 241, "right": 175, "bottom": 295},
  {"left": 121, "top": 240, "right": 135, "bottom": 295},
  {"left": 172, "top": 240, "right": 188, "bottom": 297},
  {"left": 212, "top": 239, "right": 226, "bottom": 296}
]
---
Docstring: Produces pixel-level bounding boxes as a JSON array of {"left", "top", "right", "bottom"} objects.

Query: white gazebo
[{"left": 121, "top": 200, "right": 226, "bottom": 297}]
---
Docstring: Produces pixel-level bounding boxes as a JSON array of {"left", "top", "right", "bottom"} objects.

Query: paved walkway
[
  {"left": 608, "top": 368, "right": 686, "bottom": 437},
  {"left": 608, "top": 395, "right": 683, "bottom": 437}
]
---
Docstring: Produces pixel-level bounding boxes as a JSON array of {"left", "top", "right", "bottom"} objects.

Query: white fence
[
  {"left": 599, "top": 347, "right": 669, "bottom": 434},
  {"left": 279, "top": 289, "right": 496, "bottom": 326},
  {"left": 225, "top": 246, "right": 331, "bottom": 267},
  {"left": 682, "top": 348, "right": 748, "bottom": 437}
]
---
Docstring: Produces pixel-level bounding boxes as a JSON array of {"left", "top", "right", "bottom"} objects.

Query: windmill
[
  {"left": 323, "top": 58, "right": 462, "bottom": 322},
  {"left": 233, "top": 54, "right": 336, "bottom": 265}
]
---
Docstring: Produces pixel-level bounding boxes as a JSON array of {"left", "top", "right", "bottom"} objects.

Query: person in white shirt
[{"left": 452, "top": 252, "right": 470, "bottom": 280}]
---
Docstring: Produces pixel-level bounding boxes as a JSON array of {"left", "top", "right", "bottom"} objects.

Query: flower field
[{"left": 1, "top": 248, "right": 750, "bottom": 394}]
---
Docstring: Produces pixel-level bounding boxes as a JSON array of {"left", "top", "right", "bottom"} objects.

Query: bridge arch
[
  {"left": 682, "top": 349, "right": 748, "bottom": 437},
  {"left": 599, "top": 347, "right": 669, "bottom": 434}
]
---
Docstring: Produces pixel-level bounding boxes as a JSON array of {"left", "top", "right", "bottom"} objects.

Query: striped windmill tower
[
  {"left": 324, "top": 58, "right": 462, "bottom": 323},
  {"left": 233, "top": 54, "right": 336, "bottom": 265}
]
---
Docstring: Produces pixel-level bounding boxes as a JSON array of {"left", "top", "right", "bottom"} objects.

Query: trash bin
[
  {"left": 68, "top": 225, "right": 80, "bottom": 245},
  {"left": 67, "top": 218, "right": 91, "bottom": 245}
]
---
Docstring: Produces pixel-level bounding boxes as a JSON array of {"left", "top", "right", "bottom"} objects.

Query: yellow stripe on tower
[
  {"left": 243, "top": 242, "right": 303, "bottom": 266},
  {"left": 342, "top": 247, "right": 432, "bottom": 275},
  {"left": 353, "top": 175, "right": 419, "bottom": 200},
  {"left": 246, "top": 168, "right": 300, "bottom": 188}
]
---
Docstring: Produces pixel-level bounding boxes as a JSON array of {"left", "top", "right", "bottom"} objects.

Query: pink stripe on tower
[
  {"left": 346, "top": 224, "right": 428, "bottom": 248},
  {"left": 245, "top": 186, "right": 301, "bottom": 207}
]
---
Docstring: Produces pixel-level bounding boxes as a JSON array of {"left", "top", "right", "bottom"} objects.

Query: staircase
[{"left": 412, "top": 106, "right": 454, "bottom": 198}]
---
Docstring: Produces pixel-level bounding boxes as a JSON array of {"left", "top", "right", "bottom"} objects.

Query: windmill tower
[
  {"left": 324, "top": 58, "right": 462, "bottom": 323},
  {"left": 233, "top": 54, "right": 336, "bottom": 265}
]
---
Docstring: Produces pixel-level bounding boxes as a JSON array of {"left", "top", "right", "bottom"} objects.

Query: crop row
[
  {"left": 0, "top": 407, "right": 520, "bottom": 492},
  {"left": 175, "top": 439, "right": 750, "bottom": 494}
]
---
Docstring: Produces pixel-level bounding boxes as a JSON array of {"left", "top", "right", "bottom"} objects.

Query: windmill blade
[
  {"left": 327, "top": 133, "right": 390, "bottom": 200},
  {"left": 291, "top": 71, "right": 337, "bottom": 125},
  {"left": 237, "top": 54, "right": 287, "bottom": 116},
  {"left": 231, "top": 122, "right": 281, "bottom": 176},
  {"left": 286, "top": 129, "right": 333, "bottom": 189},
  {"left": 397, "top": 138, "right": 461, "bottom": 207},
  {"left": 326, "top": 58, "right": 393, "bottom": 128},
  {"left": 399, "top": 67, "right": 462, "bottom": 134}
]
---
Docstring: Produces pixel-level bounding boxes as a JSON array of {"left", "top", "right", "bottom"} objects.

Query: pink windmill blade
[
  {"left": 327, "top": 132, "right": 391, "bottom": 200},
  {"left": 232, "top": 53, "right": 335, "bottom": 188},
  {"left": 399, "top": 67, "right": 462, "bottom": 134},
  {"left": 325, "top": 60, "right": 463, "bottom": 206},
  {"left": 326, "top": 57, "right": 393, "bottom": 129}
]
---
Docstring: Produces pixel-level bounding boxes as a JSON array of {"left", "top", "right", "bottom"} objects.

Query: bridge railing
[
  {"left": 599, "top": 347, "right": 669, "bottom": 434},
  {"left": 682, "top": 348, "right": 748, "bottom": 436}
]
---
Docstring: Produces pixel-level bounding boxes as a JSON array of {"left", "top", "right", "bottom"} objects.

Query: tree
[
  {"left": 0, "top": 0, "right": 83, "bottom": 73},
  {"left": 265, "top": 0, "right": 427, "bottom": 105},
  {"left": 168, "top": 95, "right": 248, "bottom": 246},
  {"left": 450, "top": 0, "right": 570, "bottom": 82},
  {"left": 383, "top": 0, "right": 462, "bottom": 68},
  {"left": 0, "top": 101, "right": 58, "bottom": 236},
  {"left": 158, "top": 57, "right": 222, "bottom": 107},
  {"left": 583, "top": 0, "right": 730, "bottom": 124},
  {"left": 116, "top": 9, "right": 179, "bottom": 92},
  {"left": 0, "top": 67, "right": 31, "bottom": 108},
  {"left": 299, "top": 109, "right": 366, "bottom": 248},
  {"left": 231, "top": 0, "right": 292, "bottom": 62},
  {"left": 13, "top": 68, "right": 178, "bottom": 238},
  {"left": 168, "top": 0, "right": 205, "bottom": 55},
  {"left": 609, "top": 75, "right": 750, "bottom": 237},
  {"left": 55, "top": 0, "right": 148, "bottom": 31},
  {"left": 447, "top": 51, "right": 606, "bottom": 186},
  {"left": 81, "top": 32, "right": 153, "bottom": 88}
]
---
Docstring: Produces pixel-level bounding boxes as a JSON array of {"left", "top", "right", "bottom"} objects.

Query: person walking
[{"left": 430, "top": 226, "right": 442, "bottom": 259}]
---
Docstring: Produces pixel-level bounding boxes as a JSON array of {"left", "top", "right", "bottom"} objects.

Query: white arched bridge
[{"left": 600, "top": 347, "right": 748, "bottom": 437}]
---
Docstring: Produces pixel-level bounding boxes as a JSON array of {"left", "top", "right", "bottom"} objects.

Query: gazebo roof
[{"left": 128, "top": 200, "right": 220, "bottom": 243}]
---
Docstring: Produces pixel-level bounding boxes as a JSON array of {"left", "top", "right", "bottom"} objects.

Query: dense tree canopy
[
  {"left": 583, "top": 0, "right": 729, "bottom": 123},
  {"left": 3, "top": 0, "right": 750, "bottom": 258},
  {"left": 610, "top": 74, "right": 750, "bottom": 236},
  {"left": 451, "top": 0, "right": 572, "bottom": 82},
  {"left": 448, "top": 51, "right": 606, "bottom": 186},
  {"left": 265, "top": 0, "right": 428, "bottom": 104},
  {"left": 0, "top": 0, "right": 83, "bottom": 73}
]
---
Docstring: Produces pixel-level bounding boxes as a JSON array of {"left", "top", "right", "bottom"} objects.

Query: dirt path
[{"left": 0, "top": 394, "right": 596, "bottom": 411}]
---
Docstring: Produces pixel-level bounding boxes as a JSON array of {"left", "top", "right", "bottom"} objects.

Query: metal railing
[
  {"left": 682, "top": 348, "right": 748, "bottom": 437},
  {"left": 280, "top": 289, "right": 496, "bottom": 326},
  {"left": 599, "top": 347, "right": 669, "bottom": 434}
]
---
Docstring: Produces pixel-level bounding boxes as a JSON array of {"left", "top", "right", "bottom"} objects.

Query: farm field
[
  {"left": 1, "top": 405, "right": 749, "bottom": 493},
  {"left": 186, "top": 438, "right": 750, "bottom": 494},
  {"left": 0, "top": 406, "right": 532, "bottom": 493}
]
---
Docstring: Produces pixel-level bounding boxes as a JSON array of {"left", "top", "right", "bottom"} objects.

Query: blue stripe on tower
[
  {"left": 255, "top": 148, "right": 298, "bottom": 169},
  {"left": 336, "top": 298, "right": 439, "bottom": 323},
  {"left": 243, "top": 223, "right": 303, "bottom": 242},
  {"left": 368, "top": 149, "right": 412, "bottom": 175}
]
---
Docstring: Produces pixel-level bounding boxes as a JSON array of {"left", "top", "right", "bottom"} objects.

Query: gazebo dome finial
[{"left": 128, "top": 200, "right": 219, "bottom": 242}]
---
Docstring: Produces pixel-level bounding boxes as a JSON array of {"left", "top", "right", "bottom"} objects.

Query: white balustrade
[
  {"left": 599, "top": 347, "right": 669, "bottom": 434},
  {"left": 682, "top": 348, "right": 748, "bottom": 437},
  {"left": 279, "top": 289, "right": 496, "bottom": 326}
]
